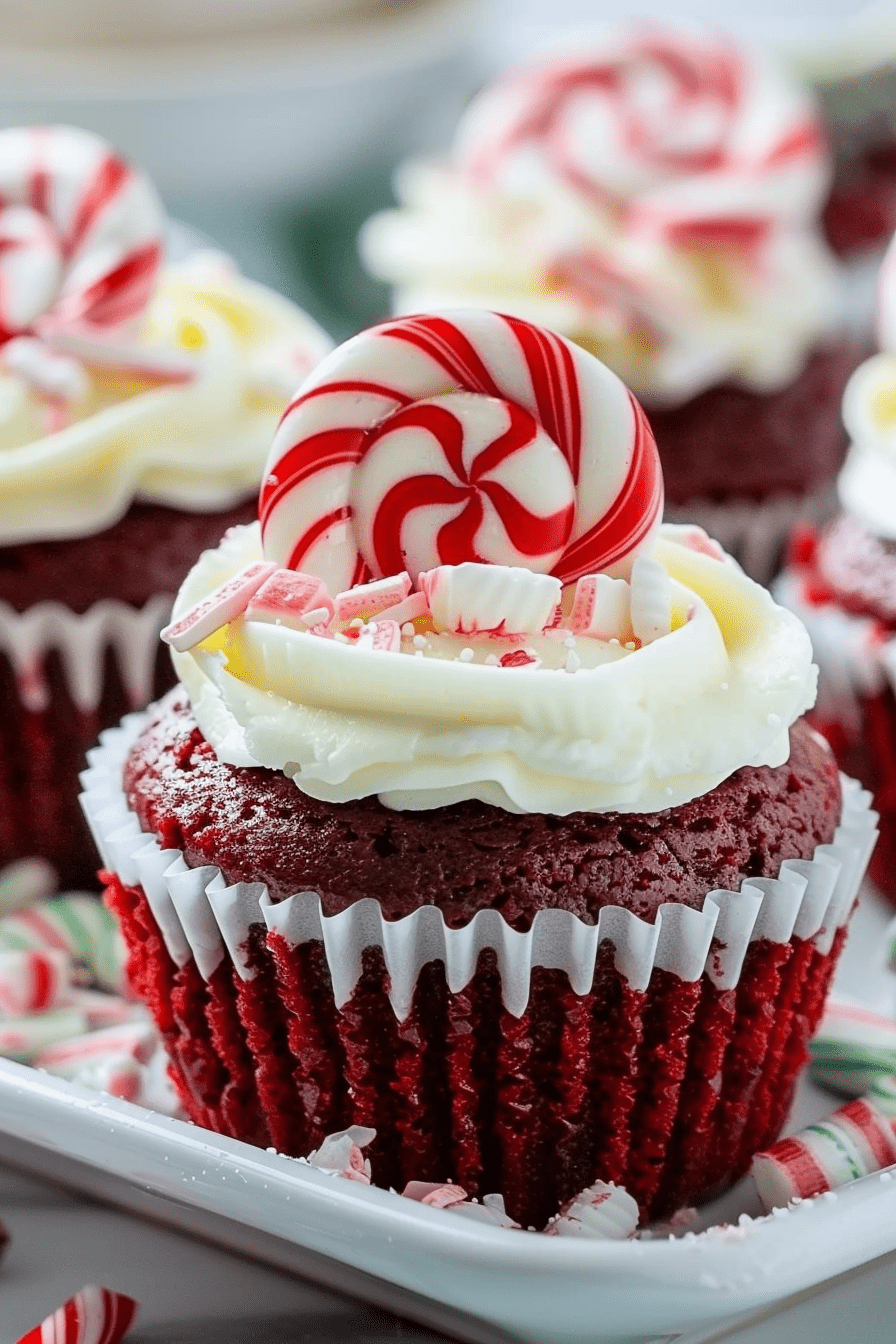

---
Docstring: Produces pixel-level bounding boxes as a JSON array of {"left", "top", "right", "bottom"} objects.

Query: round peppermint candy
[
  {"left": 259, "top": 310, "right": 663, "bottom": 591},
  {"left": 0, "top": 125, "right": 164, "bottom": 345}
]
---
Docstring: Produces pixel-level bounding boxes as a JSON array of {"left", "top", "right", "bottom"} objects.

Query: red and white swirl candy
[
  {"left": 260, "top": 310, "right": 663, "bottom": 592},
  {"left": 15, "top": 1285, "right": 138, "bottom": 1344},
  {"left": 0, "top": 125, "right": 164, "bottom": 347},
  {"left": 454, "top": 29, "right": 829, "bottom": 240}
]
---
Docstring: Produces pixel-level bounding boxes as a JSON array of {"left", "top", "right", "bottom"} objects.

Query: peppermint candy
[
  {"left": 809, "top": 997, "right": 896, "bottom": 1098},
  {"left": 751, "top": 1096, "right": 896, "bottom": 1211},
  {"left": 260, "top": 310, "right": 662, "bottom": 591},
  {"left": 0, "top": 126, "right": 164, "bottom": 347},
  {"left": 456, "top": 30, "right": 828, "bottom": 237},
  {"left": 15, "top": 1284, "right": 138, "bottom": 1344}
]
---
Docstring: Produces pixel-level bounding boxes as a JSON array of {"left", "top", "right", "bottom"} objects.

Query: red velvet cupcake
[
  {"left": 0, "top": 125, "right": 332, "bottom": 888},
  {"left": 360, "top": 27, "right": 862, "bottom": 583},
  {"left": 83, "top": 310, "right": 875, "bottom": 1227},
  {"left": 776, "top": 231, "right": 896, "bottom": 900}
]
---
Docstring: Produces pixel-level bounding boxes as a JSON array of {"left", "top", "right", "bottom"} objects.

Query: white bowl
[{"left": 0, "top": 0, "right": 484, "bottom": 203}]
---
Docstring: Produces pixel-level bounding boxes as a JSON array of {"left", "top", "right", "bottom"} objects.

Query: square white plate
[{"left": 0, "top": 887, "right": 893, "bottom": 1344}]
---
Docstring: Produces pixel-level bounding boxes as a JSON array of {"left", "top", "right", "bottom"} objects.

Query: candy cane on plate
[{"left": 260, "top": 310, "right": 663, "bottom": 592}]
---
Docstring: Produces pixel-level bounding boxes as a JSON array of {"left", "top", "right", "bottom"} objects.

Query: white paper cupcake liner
[
  {"left": 81, "top": 708, "right": 878, "bottom": 1021},
  {"left": 666, "top": 483, "right": 837, "bottom": 587},
  {"left": 0, "top": 595, "right": 173, "bottom": 713}
]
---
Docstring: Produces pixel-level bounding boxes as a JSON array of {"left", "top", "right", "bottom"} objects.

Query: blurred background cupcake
[
  {"left": 776, "top": 229, "right": 896, "bottom": 904},
  {"left": 83, "top": 310, "right": 874, "bottom": 1228},
  {"left": 0, "top": 124, "right": 333, "bottom": 888},
  {"left": 361, "top": 24, "right": 862, "bottom": 584}
]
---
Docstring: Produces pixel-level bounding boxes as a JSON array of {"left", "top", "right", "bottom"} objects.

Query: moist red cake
[
  {"left": 105, "top": 691, "right": 844, "bottom": 1228},
  {"left": 649, "top": 345, "right": 864, "bottom": 510},
  {"left": 0, "top": 499, "right": 254, "bottom": 889}
]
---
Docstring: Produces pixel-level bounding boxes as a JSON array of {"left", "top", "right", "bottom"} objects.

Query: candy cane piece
[
  {"left": 569, "top": 573, "right": 632, "bottom": 639},
  {"left": 260, "top": 310, "right": 662, "bottom": 591},
  {"left": 752, "top": 1096, "right": 896, "bottom": 1211},
  {"left": 809, "top": 997, "right": 896, "bottom": 1097},
  {"left": 14, "top": 1284, "right": 138, "bottom": 1344},
  {"left": 545, "top": 1180, "right": 639, "bottom": 1238},
  {"left": 419, "top": 562, "right": 561, "bottom": 635},
  {"left": 244, "top": 569, "right": 333, "bottom": 631},
  {"left": 0, "top": 948, "right": 71, "bottom": 1014},
  {"left": 161, "top": 561, "right": 278, "bottom": 651},
  {"left": 402, "top": 1181, "right": 469, "bottom": 1208}
]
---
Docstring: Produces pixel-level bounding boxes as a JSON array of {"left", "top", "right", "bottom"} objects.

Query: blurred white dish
[{"left": 0, "top": 0, "right": 483, "bottom": 201}]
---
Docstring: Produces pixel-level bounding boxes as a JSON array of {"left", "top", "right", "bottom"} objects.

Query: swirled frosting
[
  {"left": 839, "top": 230, "right": 896, "bottom": 538},
  {"left": 0, "top": 250, "right": 333, "bottom": 544},
  {"left": 361, "top": 28, "right": 841, "bottom": 405},
  {"left": 168, "top": 521, "right": 817, "bottom": 816}
]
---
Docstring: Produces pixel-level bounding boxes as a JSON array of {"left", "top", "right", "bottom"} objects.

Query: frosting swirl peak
[{"left": 361, "top": 27, "right": 840, "bottom": 405}]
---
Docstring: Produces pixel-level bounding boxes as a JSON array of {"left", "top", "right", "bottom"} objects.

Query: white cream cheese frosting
[
  {"left": 361, "top": 28, "right": 841, "bottom": 406},
  {"left": 839, "top": 230, "right": 896, "bottom": 538},
  {"left": 0, "top": 250, "right": 333, "bottom": 544},
  {"left": 168, "top": 520, "right": 817, "bottom": 816}
]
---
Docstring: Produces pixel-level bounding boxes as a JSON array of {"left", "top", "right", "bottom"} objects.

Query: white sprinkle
[
  {"left": 349, "top": 617, "right": 364, "bottom": 628},
  {"left": 720, "top": 681, "right": 729, "bottom": 691},
  {"left": 563, "top": 635, "right": 577, "bottom": 648},
  {"left": 665, "top": 787, "right": 673, "bottom": 796},
  {"left": 485, "top": 654, "right": 499, "bottom": 666},
  {"left": 565, "top": 651, "right": 581, "bottom": 673},
  {"left": 414, "top": 649, "right": 424, "bottom": 658},
  {"left": 459, "top": 648, "right": 474, "bottom": 663},
  {"left": 413, "top": 634, "right": 428, "bottom": 649},
  {"left": 609, "top": 638, "right": 620, "bottom": 647},
  {"left": 401, "top": 623, "right": 415, "bottom": 637},
  {"left": 767, "top": 713, "right": 781, "bottom": 728},
  {"left": 624, "top": 641, "right": 637, "bottom": 651}
]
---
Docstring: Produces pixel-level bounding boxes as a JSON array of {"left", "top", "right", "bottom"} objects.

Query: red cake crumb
[{"left": 124, "top": 691, "right": 840, "bottom": 928}]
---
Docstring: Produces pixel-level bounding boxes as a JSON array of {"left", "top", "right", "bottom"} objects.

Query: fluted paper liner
[
  {"left": 0, "top": 595, "right": 173, "bottom": 713},
  {"left": 81, "top": 709, "right": 877, "bottom": 1020}
]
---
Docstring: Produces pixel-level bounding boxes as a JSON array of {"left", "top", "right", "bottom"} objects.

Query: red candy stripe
[
  {"left": 0, "top": 126, "right": 163, "bottom": 345},
  {"left": 15, "top": 1285, "right": 138, "bottom": 1344},
  {"left": 260, "top": 310, "right": 663, "bottom": 591}
]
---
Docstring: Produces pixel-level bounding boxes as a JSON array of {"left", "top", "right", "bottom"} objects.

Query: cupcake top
[
  {"left": 782, "top": 228, "right": 896, "bottom": 626},
  {"left": 163, "top": 309, "right": 817, "bottom": 817},
  {"left": 838, "top": 228, "right": 896, "bottom": 543},
  {"left": 0, "top": 125, "right": 332, "bottom": 545},
  {"left": 361, "top": 26, "right": 841, "bottom": 406}
]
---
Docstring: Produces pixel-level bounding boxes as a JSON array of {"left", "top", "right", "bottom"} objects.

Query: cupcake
[
  {"left": 360, "top": 26, "right": 861, "bottom": 584},
  {"left": 82, "top": 310, "right": 875, "bottom": 1228},
  {"left": 0, "top": 125, "right": 332, "bottom": 888},
  {"left": 776, "top": 230, "right": 896, "bottom": 901}
]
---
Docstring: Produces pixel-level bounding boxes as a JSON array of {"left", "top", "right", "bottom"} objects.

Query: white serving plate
[{"left": 0, "top": 887, "right": 894, "bottom": 1344}]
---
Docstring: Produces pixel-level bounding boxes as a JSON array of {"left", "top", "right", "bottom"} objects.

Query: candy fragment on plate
[
  {"left": 809, "top": 996, "right": 896, "bottom": 1096},
  {"left": 544, "top": 1181, "right": 640, "bottom": 1239},
  {"left": 14, "top": 1284, "right": 138, "bottom": 1344},
  {"left": 0, "top": 948, "right": 72, "bottom": 1014},
  {"left": 402, "top": 1180, "right": 469, "bottom": 1209},
  {"left": 0, "top": 857, "right": 56, "bottom": 917},
  {"left": 752, "top": 1093, "right": 896, "bottom": 1211},
  {"left": 305, "top": 1125, "right": 375, "bottom": 1183}
]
